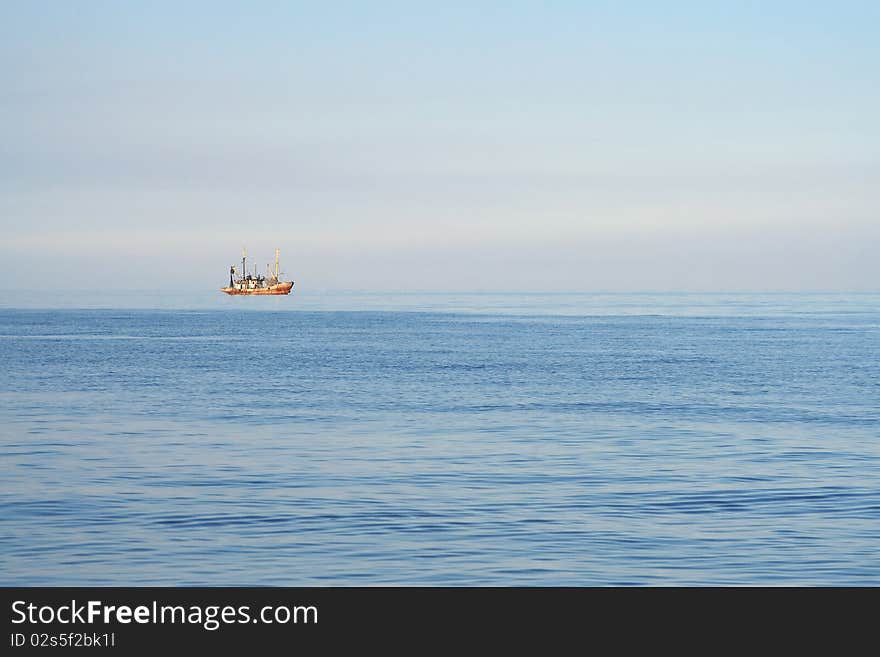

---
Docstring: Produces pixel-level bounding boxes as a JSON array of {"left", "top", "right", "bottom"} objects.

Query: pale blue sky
[{"left": 2, "top": 1, "right": 878, "bottom": 290}]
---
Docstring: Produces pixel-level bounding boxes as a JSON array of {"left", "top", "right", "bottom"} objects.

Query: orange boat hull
[{"left": 221, "top": 281, "right": 294, "bottom": 296}]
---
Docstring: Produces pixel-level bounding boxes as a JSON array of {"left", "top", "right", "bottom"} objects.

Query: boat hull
[{"left": 221, "top": 281, "right": 294, "bottom": 296}]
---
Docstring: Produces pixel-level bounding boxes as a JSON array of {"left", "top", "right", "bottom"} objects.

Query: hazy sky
[{"left": 2, "top": 1, "right": 878, "bottom": 291}]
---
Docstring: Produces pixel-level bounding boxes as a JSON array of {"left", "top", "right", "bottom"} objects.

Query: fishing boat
[{"left": 221, "top": 248, "right": 294, "bottom": 296}]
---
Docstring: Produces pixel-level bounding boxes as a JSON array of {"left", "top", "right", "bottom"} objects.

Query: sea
[{"left": 1, "top": 291, "right": 878, "bottom": 585}]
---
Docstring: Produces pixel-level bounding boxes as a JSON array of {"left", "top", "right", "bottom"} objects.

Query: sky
[{"left": 1, "top": 1, "right": 878, "bottom": 291}]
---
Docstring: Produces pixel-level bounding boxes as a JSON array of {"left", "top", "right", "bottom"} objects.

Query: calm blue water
[{"left": 1, "top": 293, "right": 879, "bottom": 585}]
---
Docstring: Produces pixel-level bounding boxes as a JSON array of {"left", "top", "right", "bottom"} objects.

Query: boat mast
[
  {"left": 241, "top": 247, "right": 246, "bottom": 284},
  {"left": 275, "top": 248, "right": 280, "bottom": 280}
]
